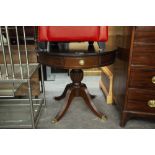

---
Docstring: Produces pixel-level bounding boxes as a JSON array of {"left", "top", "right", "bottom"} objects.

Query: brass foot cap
[
  {"left": 101, "top": 115, "right": 107, "bottom": 121},
  {"left": 52, "top": 118, "right": 58, "bottom": 124}
]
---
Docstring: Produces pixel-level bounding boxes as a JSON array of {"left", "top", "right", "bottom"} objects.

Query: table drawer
[
  {"left": 64, "top": 56, "right": 99, "bottom": 69},
  {"left": 131, "top": 44, "right": 155, "bottom": 66},
  {"left": 129, "top": 67, "right": 155, "bottom": 90},
  {"left": 127, "top": 88, "right": 155, "bottom": 113}
]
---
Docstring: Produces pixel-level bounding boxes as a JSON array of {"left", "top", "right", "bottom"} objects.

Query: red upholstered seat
[{"left": 38, "top": 26, "right": 108, "bottom": 42}]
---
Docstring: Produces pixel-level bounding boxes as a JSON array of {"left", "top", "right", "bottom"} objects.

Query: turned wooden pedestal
[{"left": 53, "top": 69, "right": 106, "bottom": 122}]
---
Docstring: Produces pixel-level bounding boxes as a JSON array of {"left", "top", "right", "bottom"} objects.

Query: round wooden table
[{"left": 37, "top": 42, "right": 116, "bottom": 122}]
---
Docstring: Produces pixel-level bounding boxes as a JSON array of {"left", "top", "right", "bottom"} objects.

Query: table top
[
  {"left": 37, "top": 42, "right": 116, "bottom": 69},
  {"left": 40, "top": 42, "right": 116, "bottom": 57}
]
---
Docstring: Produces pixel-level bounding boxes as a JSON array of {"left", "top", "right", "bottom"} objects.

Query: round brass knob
[
  {"left": 147, "top": 100, "right": 155, "bottom": 108},
  {"left": 152, "top": 76, "right": 155, "bottom": 84},
  {"left": 79, "top": 59, "right": 85, "bottom": 66}
]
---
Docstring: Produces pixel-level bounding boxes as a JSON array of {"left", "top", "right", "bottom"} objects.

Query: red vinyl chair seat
[{"left": 38, "top": 26, "right": 108, "bottom": 42}]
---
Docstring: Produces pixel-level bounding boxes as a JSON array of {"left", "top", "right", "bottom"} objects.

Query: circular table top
[{"left": 37, "top": 42, "right": 116, "bottom": 69}]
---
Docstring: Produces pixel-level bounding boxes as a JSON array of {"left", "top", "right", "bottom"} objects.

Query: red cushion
[{"left": 38, "top": 26, "right": 108, "bottom": 42}]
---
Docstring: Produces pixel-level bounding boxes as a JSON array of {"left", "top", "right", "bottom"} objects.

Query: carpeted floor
[
  {"left": 0, "top": 73, "right": 155, "bottom": 128},
  {"left": 37, "top": 73, "right": 155, "bottom": 129}
]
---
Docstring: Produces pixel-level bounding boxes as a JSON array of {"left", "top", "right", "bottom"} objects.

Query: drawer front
[
  {"left": 129, "top": 67, "right": 155, "bottom": 90},
  {"left": 131, "top": 44, "right": 155, "bottom": 66},
  {"left": 134, "top": 31, "right": 155, "bottom": 43},
  {"left": 127, "top": 88, "right": 155, "bottom": 113},
  {"left": 135, "top": 26, "right": 155, "bottom": 32},
  {"left": 64, "top": 56, "right": 99, "bottom": 69}
]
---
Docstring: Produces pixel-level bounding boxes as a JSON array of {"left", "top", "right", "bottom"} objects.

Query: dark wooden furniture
[
  {"left": 38, "top": 42, "right": 116, "bottom": 122},
  {"left": 113, "top": 26, "right": 155, "bottom": 127}
]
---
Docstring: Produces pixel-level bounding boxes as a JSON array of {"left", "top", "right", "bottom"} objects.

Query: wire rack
[{"left": 0, "top": 26, "right": 46, "bottom": 128}]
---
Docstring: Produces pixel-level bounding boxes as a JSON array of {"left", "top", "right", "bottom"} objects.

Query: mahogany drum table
[{"left": 37, "top": 42, "right": 116, "bottom": 122}]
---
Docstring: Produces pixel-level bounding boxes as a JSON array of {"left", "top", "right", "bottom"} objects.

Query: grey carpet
[
  {"left": 0, "top": 73, "right": 155, "bottom": 128},
  {"left": 37, "top": 73, "right": 155, "bottom": 129}
]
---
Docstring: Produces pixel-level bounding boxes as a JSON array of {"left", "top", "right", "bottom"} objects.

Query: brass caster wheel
[{"left": 52, "top": 118, "right": 58, "bottom": 124}]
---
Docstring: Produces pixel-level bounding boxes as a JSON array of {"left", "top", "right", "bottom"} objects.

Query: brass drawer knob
[
  {"left": 152, "top": 76, "right": 155, "bottom": 84},
  {"left": 147, "top": 100, "right": 155, "bottom": 108},
  {"left": 79, "top": 59, "right": 85, "bottom": 66}
]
